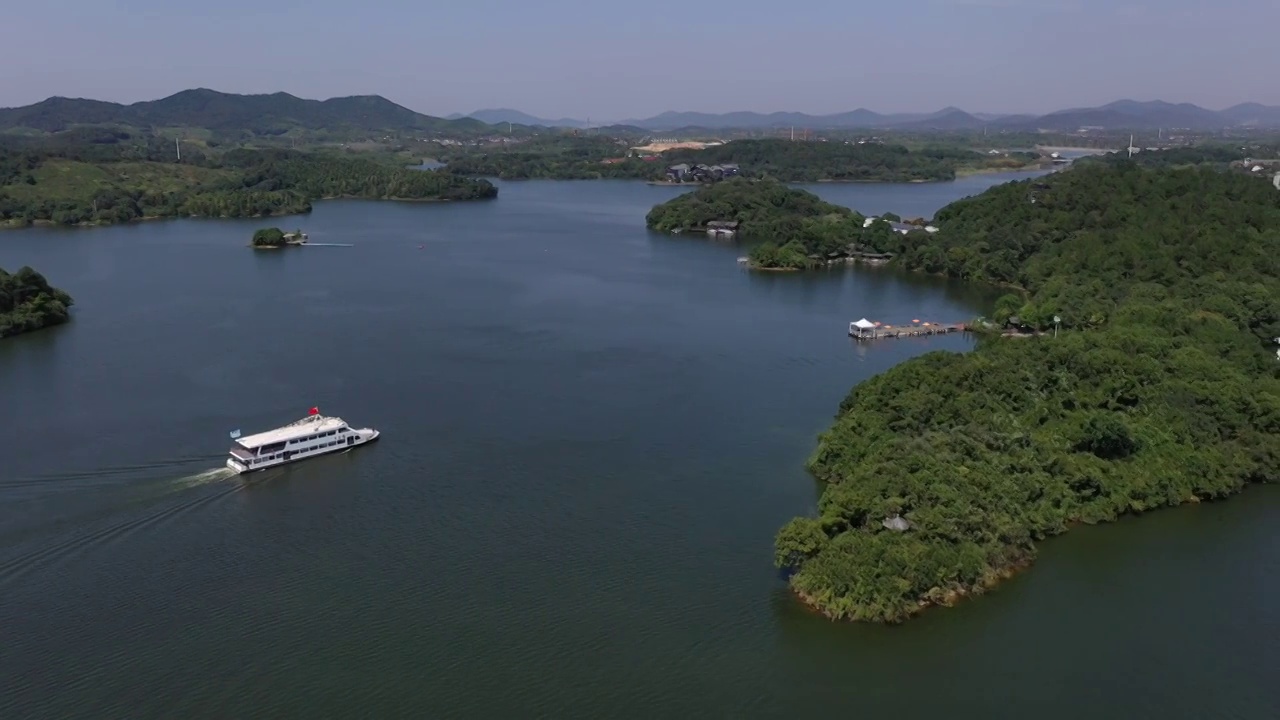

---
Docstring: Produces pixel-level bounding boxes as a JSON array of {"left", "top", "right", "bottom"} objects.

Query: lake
[{"left": 1, "top": 173, "right": 1276, "bottom": 719}]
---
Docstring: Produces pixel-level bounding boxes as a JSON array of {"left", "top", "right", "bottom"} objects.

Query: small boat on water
[{"left": 226, "top": 407, "right": 379, "bottom": 473}]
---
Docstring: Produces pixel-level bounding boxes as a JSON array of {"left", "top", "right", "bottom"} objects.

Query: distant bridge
[{"left": 1032, "top": 145, "right": 1117, "bottom": 155}]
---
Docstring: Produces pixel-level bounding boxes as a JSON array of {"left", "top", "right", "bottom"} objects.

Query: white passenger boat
[{"left": 226, "top": 408, "right": 379, "bottom": 473}]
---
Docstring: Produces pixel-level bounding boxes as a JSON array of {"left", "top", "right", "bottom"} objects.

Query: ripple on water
[{"left": 1, "top": 180, "right": 1275, "bottom": 720}]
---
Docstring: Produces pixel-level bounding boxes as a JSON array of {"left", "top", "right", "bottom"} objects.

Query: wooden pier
[{"left": 849, "top": 317, "right": 969, "bottom": 341}]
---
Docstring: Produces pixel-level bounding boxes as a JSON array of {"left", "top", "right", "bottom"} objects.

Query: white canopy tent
[{"left": 849, "top": 318, "right": 877, "bottom": 338}]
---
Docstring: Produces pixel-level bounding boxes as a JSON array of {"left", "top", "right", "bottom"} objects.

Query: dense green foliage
[
  {"left": 0, "top": 126, "right": 214, "bottom": 164},
  {"left": 646, "top": 178, "right": 852, "bottom": 233},
  {"left": 445, "top": 137, "right": 1038, "bottom": 182},
  {"left": 880, "top": 163, "right": 1280, "bottom": 341},
  {"left": 646, "top": 178, "right": 867, "bottom": 270},
  {"left": 441, "top": 136, "right": 658, "bottom": 180},
  {"left": 776, "top": 163, "right": 1280, "bottom": 623},
  {"left": 232, "top": 152, "right": 499, "bottom": 201},
  {"left": 0, "top": 132, "right": 496, "bottom": 227},
  {"left": 1077, "top": 145, "right": 1261, "bottom": 170},
  {"left": 0, "top": 266, "right": 74, "bottom": 338},
  {"left": 252, "top": 227, "right": 287, "bottom": 247},
  {"left": 746, "top": 214, "right": 928, "bottom": 270}
]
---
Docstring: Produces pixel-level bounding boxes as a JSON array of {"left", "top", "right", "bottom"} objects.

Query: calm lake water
[{"left": 2, "top": 173, "right": 1276, "bottom": 719}]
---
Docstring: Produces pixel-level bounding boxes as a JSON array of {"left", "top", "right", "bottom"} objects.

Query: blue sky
[{"left": 3, "top": 0, "right": 1276, "bottom": 119}]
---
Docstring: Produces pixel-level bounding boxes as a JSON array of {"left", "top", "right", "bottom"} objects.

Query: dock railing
[{"left": 848, "top": 320, "right": 969, "bottom": 340}]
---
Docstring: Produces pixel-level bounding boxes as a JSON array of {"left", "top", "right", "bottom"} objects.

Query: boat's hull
[{"left": 226, "top": 429, "right": 379, "bottom": 474}]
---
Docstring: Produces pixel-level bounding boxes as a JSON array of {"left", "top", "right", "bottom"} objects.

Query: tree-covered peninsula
[
  {"left": 0, "top": 266, "right": 74, "bottom": 338},
  {"left": 775, "top": 162, "right": 1280, "bottom": 623},
  {"left": 645, "top": 178, "right": 927, "bottom": 270},
  {"left": 0, "top": 128, "right": 496, "bottom": 228}
]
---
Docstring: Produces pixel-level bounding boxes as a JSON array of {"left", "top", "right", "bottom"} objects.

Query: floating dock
[{"left": 849, "top": 317, "right": 968, "bottom": 340}]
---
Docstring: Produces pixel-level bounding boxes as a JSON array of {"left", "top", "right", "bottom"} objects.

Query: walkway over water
[{"left": 849, "top": 318, "right": 968, "bottom": 340}]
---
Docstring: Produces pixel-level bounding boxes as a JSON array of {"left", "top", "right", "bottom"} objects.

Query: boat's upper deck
[{"left": 235, "top": 415, "right": 350, "bottom": 448}]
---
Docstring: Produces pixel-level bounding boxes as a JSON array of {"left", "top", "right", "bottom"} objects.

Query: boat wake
[
  {"left": 0, "top": 455, "right": 225, "bottom": 488},
  {"left": 169, "top": 466, "right": 237, "bottom": 490},
  {"left": 0, "top": 466, "right": 245, "bottom": 589}
]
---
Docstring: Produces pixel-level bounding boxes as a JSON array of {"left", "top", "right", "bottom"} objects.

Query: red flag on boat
[{"left": 308, "top": 406, "right": 319, "bottom": 415}]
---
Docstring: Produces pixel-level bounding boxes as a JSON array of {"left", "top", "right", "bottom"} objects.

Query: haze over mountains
[
  {"left": 3, "top": 89, "right": 1280, "bottom": 135},
  {"left": 460, "top": 100, "right": 1280, "bottom": 131},
  {"left": 0, "top": 88, "right": 487, "bottom": 134},
  {"left": 445, "top": 109, "right": 592, "bottom": 129}
]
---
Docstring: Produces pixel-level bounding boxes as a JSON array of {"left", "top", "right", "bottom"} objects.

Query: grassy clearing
[{"left": 2, "top": 159, "right": 233, "bottom": 203}]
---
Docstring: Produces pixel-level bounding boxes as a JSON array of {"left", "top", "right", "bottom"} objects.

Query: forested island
[
  {"left": 445, "top": 137, "right": 1040, "bottom": 183},
  {"left": 250, "top": 227, "right": 306, "bottom": 248},
  {"left": 0, "top": 128, "right": 497, "bottom": 228},
  {"left": 773, "top": 162, "right": 1280, "bottom": 623},
  {"left": 0, "top": 266, "right": 74, "bottom": 338},
  {"left": 646, "top": 178, "right": 854, "bottom": 235},
  {"left": 645, "top": 178, "right": 931, "bottom": 270}
]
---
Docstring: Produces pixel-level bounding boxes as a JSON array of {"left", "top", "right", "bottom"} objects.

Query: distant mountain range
[
  {"left": 0, "top": 89, "right": 488, "bottom": 134},
  {"left": 6, "top": 90, "right": 1280, "bottom": 137},
  {"left": 447, "top": 108, "right": 591, "bottom": 129},
  {"left": 461, "top": 100, "right": 1280, "bottom": 132}
]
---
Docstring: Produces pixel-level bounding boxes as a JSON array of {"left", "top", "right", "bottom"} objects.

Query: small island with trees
[
  {"left": 0, "top": 266, "right": 74, "bottom": 338},
  {"left": 251, "top": 227, "right": 307, "bottom": 248},
  {"left": 772, "top": 160, "right": 1280, "bottom": 624}
]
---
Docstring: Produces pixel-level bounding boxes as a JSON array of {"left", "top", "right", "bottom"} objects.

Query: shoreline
[
  {"left": 954, "top": 163, "right": 1046, "bottom": 177},
  {"left": 811, "top": 177, "right": 943, "bottom": 184},
  {"left": 0, "top": 193, "right": 494, "bottom": 231},
  {"left": 3, "top": 211, "right": 310, "bottom": 231},
  {"left": 791, "top": 554, "right": 1035, "bottom": 624},
  {"left": 788, "top": 489, "right": 1227, "bottom": 624}
]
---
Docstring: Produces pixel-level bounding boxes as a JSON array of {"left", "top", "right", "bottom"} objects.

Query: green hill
[
  {"left": 0, "top": 135, "right": 498, "bottom": 227},
  {"left": 775, "top": 162, "right": 1280, "bottom": 623},
  {"left": 0, "top": 89, "right": 489, "bottom": 135}
]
